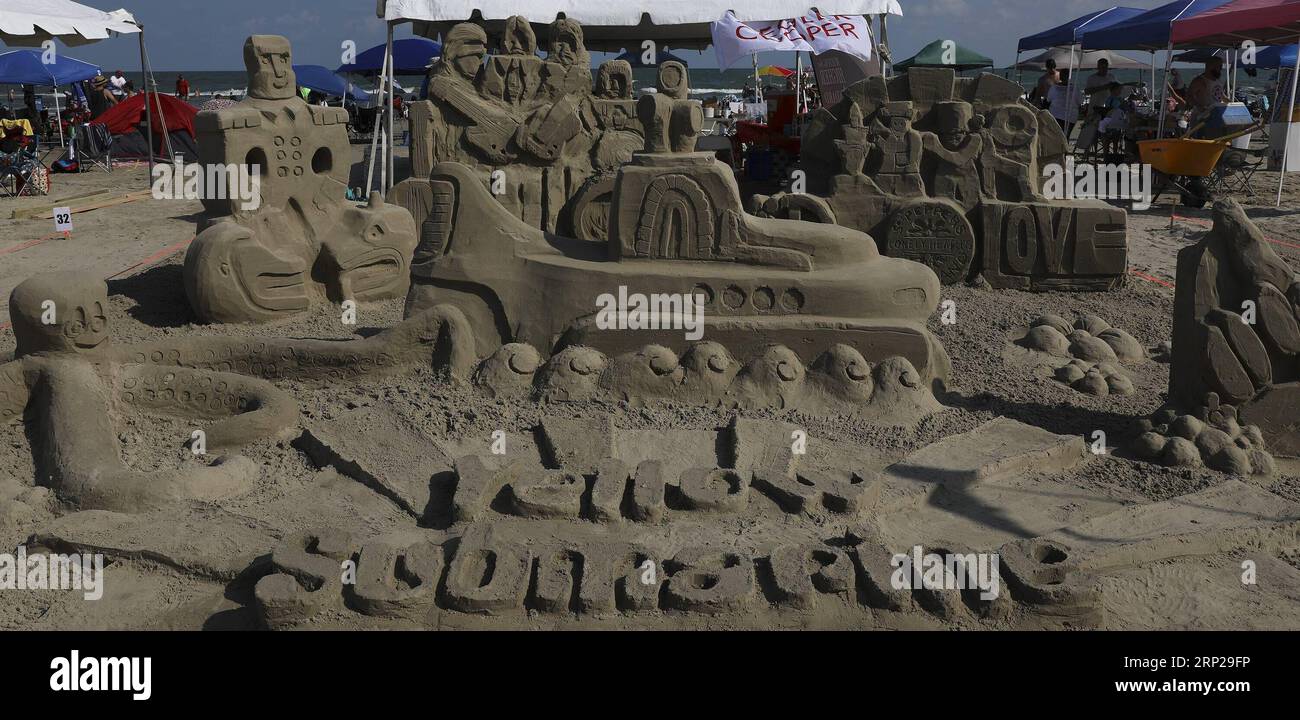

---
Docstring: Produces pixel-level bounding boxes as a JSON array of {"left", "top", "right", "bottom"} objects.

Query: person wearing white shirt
[
  {"left": 109, "top": 70, "right": 127, "bottom": 99},
  {"left": 1048, "top": 69, "right": 1082, "bottom": 136}
]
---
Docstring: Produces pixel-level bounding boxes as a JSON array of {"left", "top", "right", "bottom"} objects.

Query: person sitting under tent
[
  {"left": 86, "top": 76, "right": 117, "bottom": 120},
  {"left": 1097, "top": 82, "right": 1131, "bottom": 156}
]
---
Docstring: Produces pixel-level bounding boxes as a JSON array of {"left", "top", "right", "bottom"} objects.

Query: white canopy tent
[
  {"left": 384, "top": 1, "right": 903, "bottom": 51},
  {"left": 0, "top": 0, "right": 138, "bottom": 46},
  {"left": 372, "top": 1, "right": 903, "bottom": 192}
]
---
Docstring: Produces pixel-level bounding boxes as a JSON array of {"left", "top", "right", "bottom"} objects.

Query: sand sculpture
[
  {"left": 3, "top": 272, "right": 475, "bottom": 512},
  {"left": 1019, "top": 313, "right": 1143, "bottom": 397},
  {"left": 756, "top": 68, "right": 1128, "bottom": 289},
  {"left": 1166, "top": 200, "right": 1300, "bottom": 459},
  {"left": 184, "top": 35, "right": 418, "bottom": 324},
  {"left": 405, "top": 61, "right": 952, "bottom": 390},
  {"left": 393, "top": 17, "right": 643, "bottom": 235},
  {"left": 470, "top": 342, "right": 942, "bottom": 419}
]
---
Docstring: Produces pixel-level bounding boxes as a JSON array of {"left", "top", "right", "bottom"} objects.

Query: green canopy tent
[{"left": 894, "top": 39, "right": 994, "bottom": 72}]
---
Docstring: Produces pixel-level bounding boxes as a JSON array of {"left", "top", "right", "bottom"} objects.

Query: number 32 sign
[{"left": 53, "top": 207, "right": 73, "bottom": 234}]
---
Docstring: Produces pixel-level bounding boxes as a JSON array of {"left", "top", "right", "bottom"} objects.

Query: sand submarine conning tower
[{"left": 404, "top": 62, "right": 952, "bottom": 389}]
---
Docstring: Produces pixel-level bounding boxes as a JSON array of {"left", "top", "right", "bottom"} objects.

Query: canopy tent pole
[
  {"left": 138, "top": 25, "right": 153, "bottom": 183},
  {"left": 1278, "top": 35, "right": 1300, "bottom": 208},
  {"left": 1014, "top": 50, "right": 1022, "bottom": 87},
  {"left": 795, "top": 51, "right": 803, "bottom": 115},
  {"left": 1157, "top": 42, "right": 1174, "bottom": 138},
  {"left": 386, "top": 21, "right": 395, "bottom": 193},
  {"left": 365, "top": 44, "right": 390, "bottom": 195},
  {"left": 1066, "top": 43, "right": 1077, "bottom": 145},
  {"left": 880, "top": 13, "right": 890, "bottom": 76},
  {"left": 53, "top": 85, "right": 65, "bottom": 147},
  {"left": 1150, "top": 51, "right": 1156, "bottom": 97},
  {"left": 140, "top": 37, "right": 174, "bottom": 161}
]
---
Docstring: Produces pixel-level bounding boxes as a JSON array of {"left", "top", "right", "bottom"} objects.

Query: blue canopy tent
[
  {"left": 1081, "top": 0, "right": 1232, "bottom": 50},
  {"left": 0, "top": 48, "right": 101, "bottom": 145},
  {"left": 0, "top": 48, "right": 101, "bottom": 84},
  {"left": 1015, "top": 7, "right": 1148, "bottom": 89},
  {"left": 336, "top": 38, "right": 442, "bottom": 75},
  {"left": 1081, "top": 0, "right": 1235, "bottom": 135},
  {"left": 292, "top": 64, "right": 369, "bottom": 102},
  {"left": 1018, "top": 7, "right": 1148, "bottom": 52},
  {"left": 613, "top": 49, "right": 690, "bottom": 68}
]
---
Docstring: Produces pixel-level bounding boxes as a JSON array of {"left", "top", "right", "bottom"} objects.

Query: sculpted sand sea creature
[{"left": 3, "top": 272, "right": 474, "bottom": 512}]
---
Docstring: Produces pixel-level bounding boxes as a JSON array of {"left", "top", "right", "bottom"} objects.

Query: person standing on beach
[
  {"left": 1084, "top": 58, "right": 1113, "bottom": 117},
  {"left": 109, "top": 70, "right": 128, "bottom": 100},
  {"left": 1029, "top": 58, "right": 1059, "bottom": 109},
  {"left": 176, "top": 74, "right": 190, "bottom": 100},
  {"left": 1048, "top": 69, "right": 1081, "bottom": 136}
]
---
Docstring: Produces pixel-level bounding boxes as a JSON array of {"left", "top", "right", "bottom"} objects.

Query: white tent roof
[
  {"left": 383, "top": 2, "right": 904, "bottom": 51},
  {"left": 0, "top": 0, "right": 139, "bottom": 47}
]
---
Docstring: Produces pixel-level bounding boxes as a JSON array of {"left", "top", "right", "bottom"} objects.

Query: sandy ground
[{"left": 1, "top": 133, "right": 1299, "bottom": 631}]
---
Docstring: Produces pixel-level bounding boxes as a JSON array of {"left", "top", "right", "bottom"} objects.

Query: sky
[{"left": 29, "top": 0, "right": 1178, "bottom": 71}]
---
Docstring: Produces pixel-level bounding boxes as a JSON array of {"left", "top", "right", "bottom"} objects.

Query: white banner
[{"left": 711, "top": 11, "right": 875, "bottom": 69}]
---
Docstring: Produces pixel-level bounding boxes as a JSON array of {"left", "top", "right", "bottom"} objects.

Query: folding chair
[
  {"left": 0, "top": 149, "right": 50, "bottom": 197},
  {"left": 1208, "top": 148, "right": 1265, "bottom": 197},
  {"left": 0, "top": 126, "right": 49, "bottom": 197},
  {"left": 78, "top": 122, "right": 114, "bottom": 172}
]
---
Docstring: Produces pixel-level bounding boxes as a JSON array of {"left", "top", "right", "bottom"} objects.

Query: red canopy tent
[
  {"left": 90, "top": 92, "right": 197, "bottom": 160},
  {"left": 1172, "top": 0, "right": 1300, "bottom": 205},
  {"left": 1171, "top": 0, "right": 1300, "bottom": 45}
]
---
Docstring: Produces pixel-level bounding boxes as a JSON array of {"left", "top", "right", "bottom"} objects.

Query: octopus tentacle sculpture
[{"left": 3, "top": 272, "right": 474, "bottom": 512}]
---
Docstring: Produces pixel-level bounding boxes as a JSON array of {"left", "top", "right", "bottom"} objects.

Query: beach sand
[{"left": 2, "top": 131, "right": 1299, "bottom": 631}]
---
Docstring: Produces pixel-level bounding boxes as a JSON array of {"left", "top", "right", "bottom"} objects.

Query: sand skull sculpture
[
  {"left": 184, "top": 35, "right": 418, "bottom": 324},
  {"left": 3, "top": 272, "right": 475, "bottom": 513}
]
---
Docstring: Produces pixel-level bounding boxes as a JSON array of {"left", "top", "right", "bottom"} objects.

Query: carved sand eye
[{"left": 67, "top": 321, "right": 85, "bottom": 337}]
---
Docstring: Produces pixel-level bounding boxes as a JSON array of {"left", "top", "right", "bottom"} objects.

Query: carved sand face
[
  {"left": 935, "top": 103, "right": 972, "bottom": 151},
  {"left": 443, "top": 25, "right": 487, "bottom": 81},
  {"left": 9, "top": 272, "right": 111, "bottom": 357},
  {"left": 245, "top": 36, "right": 295, "bottom": 100},
  {"left": 550, "top": 20, "right": 583, "bottom": 65},
  {"left": 658, "top": 62, "right": 688, "bottom": 100},
  {"left": 62, "top": 300, "right": 110, "bottom": 351}
]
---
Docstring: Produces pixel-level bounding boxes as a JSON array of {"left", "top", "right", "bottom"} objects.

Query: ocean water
[
  {"left": 4, "top": 66, "right": 1281, "bottom": 109},
  {"left": 91, "top": 68, "right": 766, "bottom": 101}
]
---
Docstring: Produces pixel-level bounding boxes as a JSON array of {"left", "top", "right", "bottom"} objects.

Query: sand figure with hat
[{"left": 396, "top": 17, "right": 642, "bottom": 236}]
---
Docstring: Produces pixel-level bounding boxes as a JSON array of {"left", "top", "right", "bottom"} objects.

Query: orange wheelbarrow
[{"left": 1137, "top": 124, "right": 1261, "bottom": 209}]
